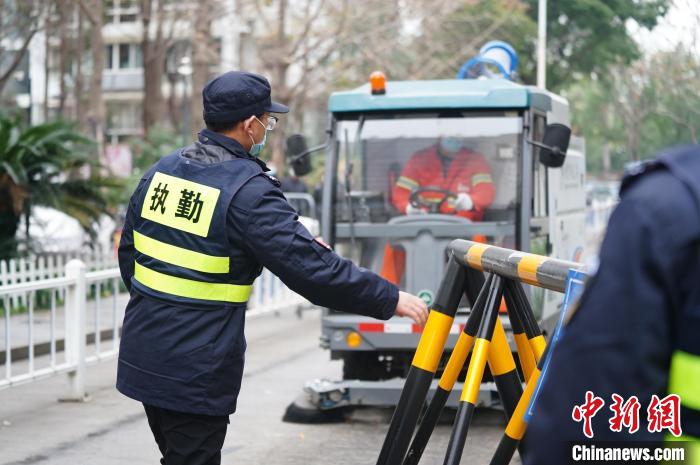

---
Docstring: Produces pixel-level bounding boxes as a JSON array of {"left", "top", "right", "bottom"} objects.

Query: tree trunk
[
  {"left": 190, "top": 1, "right": 216, "bottom": 138},
  {"left": 167, "top": 71, "right": 179, "bottom": 130},
  {"left": 626, "top": 118, "right": 641, "bottom": 162},
  {"left": 57, "top": 0, "right": 70, "bottom": 117},
  {"left": 0, "top": 0, "right": 38, "bottom": 94},
  {"left": 141, "top": 0, "right": 166, "bottom": 135},
  {"left": 74, "top": 10, "right": 85, "bottom": 126},
  {"left": 0, "top": 209, "right": 20, "bottom": 260},
  {"left": 601, "top": 102, "right": 611, "bottom": 178},
  {"left": 0, "top": 178, "right": 22, "bottom": 260},
  {"left": 270, "top": 0, "right": 289, "bottom": 176},
  {"left": 87, "top": 0, "right": 105, "bottom": 155},
  {"left": 43, "top": 6, "right": 51, "bottom": 121}
]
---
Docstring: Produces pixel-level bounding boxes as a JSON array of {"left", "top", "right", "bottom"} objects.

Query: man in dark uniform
[
  {"left": 117, "top": 71, "right": 428, "bottom": 465},
  {"left": 523, "top": 145, "right": 700, "bottom": 464}
]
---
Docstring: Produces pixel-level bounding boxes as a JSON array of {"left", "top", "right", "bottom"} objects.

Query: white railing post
[{"left": 62, "top": 259, "right": 87, "bottom": 401}]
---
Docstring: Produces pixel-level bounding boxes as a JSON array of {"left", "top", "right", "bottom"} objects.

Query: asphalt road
[{"left": 0, "top": 308, "right": 514, "bottom": 465}]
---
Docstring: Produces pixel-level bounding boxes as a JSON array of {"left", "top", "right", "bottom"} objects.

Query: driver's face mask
[{"left": 439, "top": 137, "right": 462, "bottom": 156}]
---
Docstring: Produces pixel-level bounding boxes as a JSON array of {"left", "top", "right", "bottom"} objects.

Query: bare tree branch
[
  {"left": 657, "top": 109, "right": 698, "bottom": 143},
  {"left": 411, "top": 0, "right": 519, "bottom": 79},
  {"left": 76, "top": 0, "right": 96, "bottom": 25},
  {"left": 247, "top": 0, "right": 272, "bottom": 32},
  {"left": 163, "top": 1, "right": 192, "bottom": 49},
  {"left": 0, "top": 27, "right": 37, "bottom": 94},
  {"left": 289, "top": 0, "right": 327, "bottom": 58}
]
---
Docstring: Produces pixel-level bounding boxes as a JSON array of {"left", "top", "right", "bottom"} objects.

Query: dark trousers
[{"left": 143, "top": 404, "right": 229, "bottom": 465}]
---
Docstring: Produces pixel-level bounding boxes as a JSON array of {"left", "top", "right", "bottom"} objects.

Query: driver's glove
[
  {"left": 454, "top": 193, "right": 474, "bottom": 211},
  {"left": 406, "top": 204, "right": 427, "bottom": 215}
]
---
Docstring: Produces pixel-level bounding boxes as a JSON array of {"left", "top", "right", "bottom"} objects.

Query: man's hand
[
  {"left": 406, "top": 204, "right": 426, "bottom": 215},
  {"left": 454, "top": 193, "right": 474, "bottom": 211},
  {"left": 395, "top": 291, "right": 429, "bottom": 326}
]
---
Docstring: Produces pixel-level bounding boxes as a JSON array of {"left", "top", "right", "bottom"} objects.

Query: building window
[
  {"left": 132, "top": 45, "right": 143, "bottom": 68},
  {"left": 105, "top": 0, "right": 139, "bottom": 24},
  {"left": 119, "top": 44, "right": 129, "bottom": 68},
  {"left": 105, "top": 45, "right": 113, "bottom": 70},
  {"left": 105, "top": 43, "right": 142, "bottom": 70},
  {"left": 106, "top": 101, "right": 143, "bottom": 136}
]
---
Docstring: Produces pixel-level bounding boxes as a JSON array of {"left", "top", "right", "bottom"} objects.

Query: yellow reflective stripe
[
  {"left": 412, "top": 310, "right": 454, "bottom": 372},
  {"left": 398, "top": 176, "right": 419, "bottom": 187},
  {"left": 665, "top": 435, "right": 700, "bottom": 464},
  {"left": 134, "top": 262, "right": 252, "bottom": 303},
  {"left": 134, "top": 231, "right": 229, "bottom": 274},
  {"left": 438, "top": 331, "right": 474, "bottom": 391},
  {"left": 471, "top": 173, "right": 493, "bottom": 186},
  {"left": 396, "top": 176, "right": 419, "bottom": 190},
  {"left": 668, "top": 350, "right": 700, "bottom": 410}
]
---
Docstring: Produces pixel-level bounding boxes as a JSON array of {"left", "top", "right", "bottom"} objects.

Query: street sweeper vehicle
[{"left": 284, "top": 41, "right": 587, "bottom": 419}]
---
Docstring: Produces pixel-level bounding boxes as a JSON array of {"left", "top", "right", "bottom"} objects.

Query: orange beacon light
[{"left": 370, "top": 71, "right": 386, "bottom": 95}]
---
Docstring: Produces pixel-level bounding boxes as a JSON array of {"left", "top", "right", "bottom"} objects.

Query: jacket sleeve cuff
[{"left": 379, "top": 281, "right": 399, "bottom": 320}]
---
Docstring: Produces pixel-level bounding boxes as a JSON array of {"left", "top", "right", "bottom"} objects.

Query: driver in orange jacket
[
  {"left": 381, "top": 137, "right": 495, "bottom": 284},
  {"left": 391, "top": 137, "right": 495, "bottom": 219}
]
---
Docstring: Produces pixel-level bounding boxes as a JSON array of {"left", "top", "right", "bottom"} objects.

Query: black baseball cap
[{"left": 202, "top": 71, "right": 289, "bottom": 123}]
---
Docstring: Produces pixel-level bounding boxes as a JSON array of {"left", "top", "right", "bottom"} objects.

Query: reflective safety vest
[
  {"left": 131, "top": 150, "right": 263, "bottom": 307},
  {"left": 667, "top": 328, "right": 700, "bottom": 460},
  {"left": 668, "top": 348, "right": 700, "bottom": 437},
  {"left": 660, "top": 148, "right": 700, "bottom": 457}
]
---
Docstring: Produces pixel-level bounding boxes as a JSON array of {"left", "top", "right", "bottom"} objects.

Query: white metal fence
[
  {"left": 0, "top": 260, "right": 309, "bottom": 395},
  {"left": 247, "top": 268, "right": 309, "bottom": 317},
  {"left": 0, "top": 250, "right": 117, "bottom": 308},
  {"left": 0, "top": 260, "right": 120, "bottom": 397}
]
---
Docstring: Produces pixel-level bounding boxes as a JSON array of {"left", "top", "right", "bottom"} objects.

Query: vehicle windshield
[{"left": 332, "top": 112, "right": 522, "bottom": 292}]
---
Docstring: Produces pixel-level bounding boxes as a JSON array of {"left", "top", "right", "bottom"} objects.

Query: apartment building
[{"left": 25, "top": 0, "right": 248, "bottom": 146}]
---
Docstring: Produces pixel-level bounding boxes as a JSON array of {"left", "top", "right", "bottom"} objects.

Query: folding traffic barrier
[{"left": 375, "top": 239, "right": 584, "bottom": 465}]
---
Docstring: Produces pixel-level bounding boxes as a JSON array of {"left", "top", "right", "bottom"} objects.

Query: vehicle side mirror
[
  {"left": 286, "top": 133, "right": 329, "bottom": 177},
  {"left": 286, "top": 134, "right": 312, "bottom": 176},
  {"left": 536, "top": 123, "right": 571, "bottom": 168}
]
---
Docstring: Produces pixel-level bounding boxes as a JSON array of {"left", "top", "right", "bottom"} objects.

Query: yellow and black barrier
[
  {"left": 403, "top": 274, "right": 527, "bottom": 465},
  {"left": 489, "top": 344, "right": 552, "bottom": 465},
  {"left": 376, "top": 240, "right": 584, "bottom": 465},
  {"left": 402, "top": 273, "right": 493, "bottom": 465},
  {"left": 503, "top": 280, "right": 547, "bottom": 374},
  {"left": 443, "top": 274, "right": 505, "bottom": 465},
  {"left": 450, "top": 239, "right": 583, "bottom": 293},
  {"left": 376, "top": 255, "right": 467, "bottom": 465},
  {"left": 505, "top": 293, "right": 536, "bottom": 380}
]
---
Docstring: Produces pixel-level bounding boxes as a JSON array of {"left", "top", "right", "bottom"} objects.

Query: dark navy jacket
[
  {"left": 117, "top": 130, "right": 399, "bottom": 416},
  {"left": 523, "top": 145, "right": 700, "bottom": 463}
]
